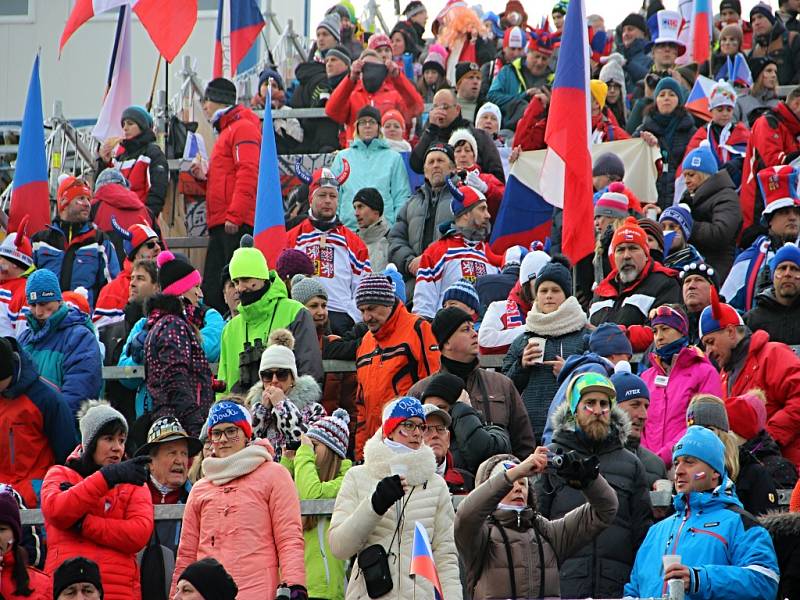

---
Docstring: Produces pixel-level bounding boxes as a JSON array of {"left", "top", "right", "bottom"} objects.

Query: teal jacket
[
  {"left": 487, "top": 57, "right": 548, "bottom": 109},
  {"left": 282, "top": 444, "right": 352, "bottom": 600},
  {"left": 331, "top": 138, "right": 411, "bottom": 229}
]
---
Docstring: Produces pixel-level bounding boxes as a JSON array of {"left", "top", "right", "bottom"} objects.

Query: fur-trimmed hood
[
  {"left": 550, "top": 401, "right": 631, "bottom": 451},
  {"left": 474, "top": 453, "right": 537, "bottom": 512},
  {"left": 363, "top": 430, "right": 436, "bottom": 487},
  {"left": 144, "top": 292, "right": 185, "bottom": 317},
  {"left": 245, "top": 374, "right": 322, "bottom": 410},
  {"left": 760, "top": 511, "right": 800, "bottom": 538}
]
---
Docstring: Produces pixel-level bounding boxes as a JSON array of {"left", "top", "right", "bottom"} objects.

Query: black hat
[
  {"left": 156, "top": 250, "right": 201, "bottom": 297},
  {"left": 403, "top": 1, "right": 426, "bottom": 18},
  {"left": 424, "top": 142, "right": 455, "bottom": 164},
  {"left": 592, "top": 152, "right": 625, "bottom": 179},
  {"left": 431, "top": 306, "right": 472, "bottom": 347},
  {"left": 620, "top": 13, "right": 649, "bottom": 36},
  {"left": 679, "top": 260, "right": 719, "bottom": 288},
  {"left": 53, "top": 557, "right": 104, "bottom": 599},
  {"left": 719, "top": 0, "right": 741, "bottom": 15},
  {"left": 178, "top": 558, "right": 238, "bottom": 600},
  {"left": 356, "top": 105, "right": 381, "bottom": 123},
  {"left": 353, "top": 187, "right": 384, "bottom": 215},
  {"left": 749, "top": 55, "right": 777, "bottom": 82},
  {"left": 0, "top": 337, "right": 15, "bottom": 381},
  {"left": 420, "top": 372, "right": 465, "bottom": 405},
  {"left": 455, "top": 61, "right": 481, "bottom": 86},
  {"left": 203, "top": 77, "right": 237, "bottom": 105},
  {"left": 534, "top": 257, "right": 573, "bottom": 297}
]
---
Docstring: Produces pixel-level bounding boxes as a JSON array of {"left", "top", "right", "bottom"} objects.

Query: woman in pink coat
[
  {"left": 171, "top": 400, "right": 306, "bottom": 600},
  {"left": 641, "top": 305, "right": 722, "bottom": 466}
]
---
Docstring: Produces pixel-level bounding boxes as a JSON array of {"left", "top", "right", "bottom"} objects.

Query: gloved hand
[
  {"left": 371, "top": 475, "right": 405, "bottom": 515},
  {"left": 100, "top": 455, "right": 151, "bottom": 488},
  {"left": 559, "top": 454, "right": 600, "bottom": 490},
  {"left": 128, "top": 329, "right": 148, "bottom": 364},
  {"left": 465, "top": 170, "right": 489, "bottom": 193},
  {"left": 289, "top": 585, "right": 309, "bottom": 600}
]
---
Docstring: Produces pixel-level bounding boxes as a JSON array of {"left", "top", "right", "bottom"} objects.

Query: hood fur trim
[
  {"left": 759, "top": 510, "right": 800, "bottom": 537},
  {"left": 475, "top": 453, "right": 538, "bottom": 510},
  {"left": 145, "top": 292, "right": 185, "bottom": 316},
  {"left": 551, "top": 401, "right": 631, "bottom": 447},
  {"left": 246, "top": 375, "right": 321, "bottom": 410},
  {"left": 363, "top": 430, "right": 436, "bottom": 486}
]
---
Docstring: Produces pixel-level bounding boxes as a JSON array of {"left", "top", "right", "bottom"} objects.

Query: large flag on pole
[
  {"left": 253, "top": 87, "right": 287, "bottom": 269},
  {"left": 690, "top": 0, "right": 712, "bottom": 66},
  {"left": 409, "top": 522, "right": 444, "bottom": 600},
  {"left": 539, "top": 0, "right": 594, "bottom": 264},
  {"left": 92, "top": 5, "right": 132, "bottom": 142},
  {"left": 9, "top": 55, "right": 49, "bottom": 234},
  {"left": 60, "top": 0, "right": 197, "bottom": 62},
  {"left": 214, "top": 0, "right": 265, "bottom": 79}
]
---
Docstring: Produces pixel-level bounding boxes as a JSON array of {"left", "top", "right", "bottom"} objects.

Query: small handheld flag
[{"left": 409, "top": 521, "right": 444, "bottom": 600}]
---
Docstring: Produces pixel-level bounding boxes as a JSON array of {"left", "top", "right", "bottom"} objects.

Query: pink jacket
[
  {"left": 641, "top": 346, "right": 723, "bottom": 466},
  {"left": 171, "top": 440, "right": 305, "bottom": 600}
]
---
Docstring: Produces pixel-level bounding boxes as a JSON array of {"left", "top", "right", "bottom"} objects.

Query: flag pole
[{"left": 146, "top": 56, "right": 162, "bottom": 112}]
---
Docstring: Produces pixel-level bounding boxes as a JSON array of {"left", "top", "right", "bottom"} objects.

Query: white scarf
[
  {"left": 203, "top": 443, "right": 271, "bottom": 486},
  {"left": 524, "top": 296, "right": 588, "bottom": 337},
  {"left": 383, "top": 439, "right": 415, "bottom": 454}
]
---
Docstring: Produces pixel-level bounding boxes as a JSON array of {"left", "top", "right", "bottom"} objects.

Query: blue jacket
[
  {"left": 720, "top": 235, "right": 782, "bottom": 312},
  {"left": 19, "top": 303, "right": 103, "bottom": 416},
  {"left": 31, "top": 220, "right": 120, "bottom": 308},
  {"left": 624, "top": 479, "right": 780, "bottom": 599},
  {"left": 621, "top": 38, "right": 653, "bottom": 92},
  {"left": 331, "top": 138, "right": 411, "bottom": 229}
]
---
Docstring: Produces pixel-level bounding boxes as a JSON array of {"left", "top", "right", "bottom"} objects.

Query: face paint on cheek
[{"left": 693, "top": 471, "right": 707, "bottom": 480}]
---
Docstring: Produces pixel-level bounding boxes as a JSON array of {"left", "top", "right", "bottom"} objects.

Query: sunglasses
[
  {"left": 260, "top": 368, "right": 292, "bottom": 382},
  {"left": 143, "top": 240, "right": 160, "bottom": 250}
]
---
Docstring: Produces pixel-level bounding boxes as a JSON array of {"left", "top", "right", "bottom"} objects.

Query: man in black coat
[{"left": 745, "top": 242, "right": 800, "bottom": 344}]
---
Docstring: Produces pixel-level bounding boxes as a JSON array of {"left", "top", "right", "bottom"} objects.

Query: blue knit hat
[
  {"left": 769, "top": 242, "right": 800, "bottom": 275},
  {"left": 611, "top": 362, "right": 650, "bottom": 402},
  {"left": 534, "top": 260, "right": 572, "bottom": 297},
  {"left": 25, "top": 269, "right": 62, "bottom": 305},
  {"left": 589, "top": 323, "right": 632, "bottom": 357},
  {"left": 442, "top": 279, "right": 480, "bottom": 314},
  {"left": 382, "top": 264, "right": 406, "bottom": 303},
  {"left": 681, "top": 141, "right": 718, "bottom": 176},
  {"left": 673, "top": 425, "right": 726, "bottom": 477},
  {"left": 258, "top": 67, "right": 284, "bottom": 92},
  {"left": 660, "top": 203, "right": 694, "bottom": 241},
  {"left": 653, "top": 76, "right": 685, "bottom": 106}
]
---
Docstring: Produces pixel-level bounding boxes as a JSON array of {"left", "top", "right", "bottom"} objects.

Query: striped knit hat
[
  {"left": 355, "top": 273, "right": 396, "bottom": 308},
  {"left": 442, "top": 279, "right": 480, "bottom": 314},
  {"left": 306, "top": 408, "right": 350, "bottom": 459}
]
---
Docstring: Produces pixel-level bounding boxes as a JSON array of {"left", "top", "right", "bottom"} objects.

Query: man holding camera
[{"left": 535, "top": 372, "right": 652, "bottom": 599}]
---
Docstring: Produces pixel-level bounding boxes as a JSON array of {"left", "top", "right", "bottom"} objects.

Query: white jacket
[{"left": 328, "top": 432, "right": 462, "bottom": 600}]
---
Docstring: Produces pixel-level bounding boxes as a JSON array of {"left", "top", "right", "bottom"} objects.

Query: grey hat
[
  {"left": 423, "top": 402, "right": 452, "bottom": 427},
  {"left": 291, "top": 275, "right": 328, "bottom": 306},
  {"left": 686, "top": 396, "right": 730, "bottom": 432},
  {"left": 95, "top": 168, "right": 130, "bottom": 191},
  {"left": 592, "top": 152, "right": 625, "bottom": 179},
  {"left": 317, "top": 12, "right": 342, "bottom": 42},
  {"left": 78, "top": 400, "right": 128, "bottom": 449}
]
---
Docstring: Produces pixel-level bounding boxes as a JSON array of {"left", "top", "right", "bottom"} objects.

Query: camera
[
  {"left": 645, "top": 70, "right": 671, "bottom": 91},
  {"left": 547, "top": 448, "right": 579, "bottom": 471}
]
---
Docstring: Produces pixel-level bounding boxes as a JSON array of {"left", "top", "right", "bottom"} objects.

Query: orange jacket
[{"left": 354, "top": 301, "right": 440, "bottom": 459}]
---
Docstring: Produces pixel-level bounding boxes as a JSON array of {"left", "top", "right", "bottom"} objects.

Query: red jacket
[
  {"left": 512, "top": 96, "right": 547, "bottom": 151},
  {"left": 92, "top": 260, "right": 131, "bottom": 327},
  {"left": 91, "top": 183, "right": 152, "bottom": 235},
  {"left": 0, "top": 550, "right": 50, "bottom": 600},
  {"left": 740, "top": 102, "right": 800, "bottom": 236},
  {"left": 722, "top": 329, "right": 800, "bottom": 469},
  {"left": 592, "top": 110, "right": 631, "bottom": 142},
  {"left": 325, "top": 73, "right": 423, "bottom": 146},
  {"left": 41, "top": 454, "right": 154, "bottom": 600},
  {"left": 206, "top": 105, "right": 262, "bottom": 229},
  {"left": 684, "top": 122, "right": 750, "bottom": 166}
]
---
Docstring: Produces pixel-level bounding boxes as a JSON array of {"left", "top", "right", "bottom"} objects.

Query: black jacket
[
  {"left": 744, "top": 288, "right": 800, "bottom": 345},
  {"left": 290, "top": 61, "right": 344, "bottom": 153},
  {"left": 410, "top": 116, "right": 504, "bottom": 181},
  {"left": 474, "top": 266, "right": 518, "bottom": 313},
  {"left": 626, "top": 438, "right": 668, "bottom": 489},
  {"left": 760, "top": 511, "right": 800, "bottom": 600},
  {"left": 741, "top": 429, "right": 799, "bottom": 490},
  {"left": 682, "top": 169, "right": 742, "bottom": 282},
  {"left": 536, "top": 404, "right": 652, "bottom": 599},
  {"left": 749, "top": 20, "right": 800, "bottom": 85}
]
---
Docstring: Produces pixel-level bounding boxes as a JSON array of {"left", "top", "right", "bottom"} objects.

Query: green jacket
[
  {"left": 218, "top": 271, "right": 322, "bottom": 392},
  {"left": 282, "top": 445, "right": 352, "bottom": 600}
]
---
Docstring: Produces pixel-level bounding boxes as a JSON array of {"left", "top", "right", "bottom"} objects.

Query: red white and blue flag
[
  {"left": 93, "top": 5, "right": 132, "bottom": 142},
  {"left": 60, "top": 0, "right": 197, "bottom": 63},
  {"left": 9, "top": 55, "right": 49, "bottom": 234},
  {"left": 690, "top": 0, "right": 712, "bottom": 66},
  {"left": 253, "top": 86, "right": 287, "bottom": 269},
  {"left": 539, "top": 0, "right": 594, "bottom": 264},
  {"left": 409, "top": 521, "right": 444, "bottom": 600},
  {"left": 214, "top": 0, "right": 265, "bottom": 79}
]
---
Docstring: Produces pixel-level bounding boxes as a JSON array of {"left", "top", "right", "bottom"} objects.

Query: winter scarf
[
  {"left": 525, "top": 296, "right": 588, "bottom": 337},
  {"left": 203, "top": 441, "right": 272, "bottom": 485},
  {"left": 651, "top": 109, "right": 685, "bottom": 157}
]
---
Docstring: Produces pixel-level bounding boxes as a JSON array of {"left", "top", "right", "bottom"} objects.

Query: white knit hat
[
  {"left": 519, "top": 250, "right": 551, "bottom": 285},
  {"left": 475, "top": 102, "right": 502, "bottom": 127},
  {"left": 448, "top": 128, "right": 479, "bottom": 159},
  {"left": 258, "top": 329, "right": 298, "bottom": 380}
]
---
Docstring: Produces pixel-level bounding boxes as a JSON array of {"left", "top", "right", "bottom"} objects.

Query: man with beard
[
  {"left": 678, "top": 261, "right": 718, "bottom": 345},
  {"left": 746, "top": 243, "right": 800, "bottom": 344},
  {"left": 724, "top": 165, "right": 800, "bottom": 311},
  {"left": 611, "top": 366, "right": 667, "bottom": 488},
  {"left": 700, "top": 288, "right": 800, "bottom": 469},
  {"left": 412, "top": 179, "right": 501, "bottom": 319},
  {"left": 589, "top": 217, "right": 681, "bottom": 328},
  {"left": 536, "top": 372, "right": 652, "bottom": 598}
]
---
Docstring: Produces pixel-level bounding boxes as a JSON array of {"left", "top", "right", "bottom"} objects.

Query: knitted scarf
[
  {"left": 203, "top": 442, "right": 272, "bottom": 486},
  {"left": 524, "top": 296, "right": 588, "bottom": 337}
]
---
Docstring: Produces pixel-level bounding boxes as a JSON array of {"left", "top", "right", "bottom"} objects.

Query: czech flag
[
  {"left": 539, "top": 0, "right": 594, "bottom": 265},
  {"left": 685, "top": 74, "right": 717, "bottom": 122},
  {"left": 60, "top": 0, "right": 197, "bottom": 63},
  {"left": 253, "top": 87, "right": 287, "bottom": 269},
  {"left": 732, "top": 53, "right": 753, "bottom": 87},
  {"left": 92, "top": 5, "right": 132, "bottom": 142},
  {"left": 9, "top": 55, "right": 49, "bottom": 234},
  {"left": 409, "top": 522, "right": 444, "bottom": 600},
  {"left": 690, "top": 0, "right": 712, "bottom": 66},
  {"left": 213, "top": 0, "right": 265, "bottom": 79},
  {"left": 489, "top": 169, "right": 555, "bottom": 255}
]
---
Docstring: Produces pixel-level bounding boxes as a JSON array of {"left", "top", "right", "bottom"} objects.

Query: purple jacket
[{"left": 641, "top": 346, "right": 722, "bottom": 466}]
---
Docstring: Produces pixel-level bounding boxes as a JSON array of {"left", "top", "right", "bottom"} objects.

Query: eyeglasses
[
  {"left": 424, "top": 425, "right": 448, "bottom": 434},
  {"left": 649, "top": 305, "right": 679, "bottom": 320},
  {"left": 398, "top": 420, "right": 427, "bottom": 434},
  {"left": 357, "top": 118, "right": 378, "bottom": 127},
  {"left": 432, "top": 103, "right": 456, "bottom": 111},
  {"left": 210, "top": 426, "right": 241, "bottom": 442},
  {"left": 260, "top": 368, "right": 292, "bottom": 382}
]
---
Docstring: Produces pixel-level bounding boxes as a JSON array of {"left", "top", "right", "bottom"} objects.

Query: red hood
[
  {"left": 218, "top": 104, "right": 261, "bottom": 131},
  {"left": 595, "top": 258, "right": 677, "bottom": 298},
  {"left": 93, "top": 183, "right": 146, "bottom": 210},
  {"left": 748, "top": 328, "right": 771, "bottom": 354},
  {"left": 507, "top": 280, "right": 532, "bottom": 313},
  {"left": 775, "top": 102, "right": 800, "bottom": 137}
]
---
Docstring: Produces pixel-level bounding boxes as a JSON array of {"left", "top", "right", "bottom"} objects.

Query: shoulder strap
[{"left": 494, "top": 521, "right": 517, "bottom": 600}]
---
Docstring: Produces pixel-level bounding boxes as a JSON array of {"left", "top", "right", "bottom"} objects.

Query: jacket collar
[
  {"left": 363, "top": 431, "right": 436, "bottom": 486},
  {"left": 372, "top": 300, "right": 407, "bottom": 341},
  {"left": 673, "top": 475, "right": 742, "bottom": 513},
  {"left": 550, "top": 402, "right": 630, "bottom": 453},
  {"left": 594, "top": 258, "right": 677, "bottom": 298},
  {"left": 359, "top": 217, "right": 389, "bottom": 242}
]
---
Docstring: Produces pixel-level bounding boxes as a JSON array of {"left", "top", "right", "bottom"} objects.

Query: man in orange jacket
[{"left": 354, "top": 273, "right": 440, "bottom": 459}]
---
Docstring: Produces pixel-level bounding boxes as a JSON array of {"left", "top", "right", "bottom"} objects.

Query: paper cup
[
  {"left": 654, "top": 479, "right": 673, "bottom": 493},
  {"left": 662, "top": 554, "right": 681, "bottom": 571},
  {"left": 527, "top": 336, "right": 546, "bottom": 364}
]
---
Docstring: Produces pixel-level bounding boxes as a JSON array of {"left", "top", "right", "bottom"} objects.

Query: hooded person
[
  {"left": 0, "top": 215, "right": 35, "bottom": 337},
  {"left": 536, "top": 373, "right": 653, "bottom": 598},
  {"left": 41, "top": 401, "right": 154, "bottom": 600},
  {"left": 624, "top": 426, "right": 780, "bottom": 599},
  {"left": 328, "top": 396, "right": 462, "bottom": 600},
  {"left": 0, "top": 485, "right": 51, "bottom": 600},
  {"left": 455, "top": 450, "right": 618, "bottom": 599},
  {"left": 171, "top": 400, "right": 307, "bottom": 600}
]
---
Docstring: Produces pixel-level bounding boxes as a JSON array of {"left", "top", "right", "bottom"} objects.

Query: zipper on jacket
[
  {"left": 688, "top": 527, "right": 728, "bottom": 545},
  {"left": 662, "top": 502, "right": 692, "bottom": 596}
]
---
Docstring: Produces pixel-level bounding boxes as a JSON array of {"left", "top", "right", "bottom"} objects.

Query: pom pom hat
[
  {"left": 307, "top": 408, "right": 351, "bottom": 459},
  {"left": 157, "top": 250, "right": 201, "bottom": 296},
  {"left": 699, "top": 286, "right": 744, "bottom": 338},
  {"left": 594, "top": 182, "right": 629, "bottom": 219},
  {"left": 229, "top": 234, "right": 270, "bottom": 280},
  {"left": 448, "top": 177, "right": 487, "bottom": 218},
  {"left": 681, "top": 140, "right": 718, "bottom": 175}
]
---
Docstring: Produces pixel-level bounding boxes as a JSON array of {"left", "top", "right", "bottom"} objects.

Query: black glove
[
  {"left": 371, "top": 475, "right": 405, "bottom": 515},
  {"left": 100, "top": 455, "right": 151, "bottom": 488},
  {"left": 289, "top": 585, "right": 308, "bottom": 600},
  {"left": 559, "top": 454, "right": 600, "bottom": 490}
]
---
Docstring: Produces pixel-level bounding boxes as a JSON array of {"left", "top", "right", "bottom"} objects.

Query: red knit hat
[
  {"left": 726, "top": 390, "right": 767, "bottom": 440},
  {"left": 57, "top": 175, "right": 92, "bottom": 212},
  {"left": 611, "top": 216, "right": 650, "bottom": 256},
  {"left": 381, "top": 109, "right": 406, "bottom": 131}
]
